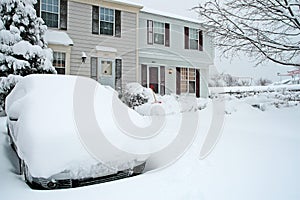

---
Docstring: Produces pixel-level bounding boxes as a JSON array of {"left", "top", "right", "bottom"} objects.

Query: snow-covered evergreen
[{"left": 0, "top": 0, "right": 56, "bottom": 110}]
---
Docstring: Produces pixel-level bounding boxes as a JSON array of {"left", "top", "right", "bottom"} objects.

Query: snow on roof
[
  {"left": 105, "top": 0, "right": 143, "bottom": 8},
  {"left": 141, "top": 7, "right": 202, "bottom": 25},
  {"left": 96, "top": 46, "right": 117, "bottom": 53},
  {"left": 44, "top": 30, "right": 73, "bottom": 46}
]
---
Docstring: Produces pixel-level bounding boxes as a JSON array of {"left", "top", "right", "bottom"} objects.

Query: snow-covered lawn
[{"left": 0, "top": 93, "right": 300, "bottom": 199}]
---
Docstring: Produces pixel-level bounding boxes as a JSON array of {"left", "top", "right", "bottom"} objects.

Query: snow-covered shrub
[
  {"left": 121, "top": 83, "right": 154, "bottom": 109},
  {"left": 0, "top": 75, "right": 22, "bottom": 111},
  {"left": 0, "top": 0, "right": 56, "bottom": 76}
]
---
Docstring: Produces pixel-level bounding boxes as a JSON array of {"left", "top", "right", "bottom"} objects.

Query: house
[
  {"left": 138, "top": 8, "right": 214, "bottom": 98},
  {"left": 36, "top": 0, "right": 213, "bottom": 97},
  {"left": 36, "top": 0, "right": 142, "bottom": 93}
]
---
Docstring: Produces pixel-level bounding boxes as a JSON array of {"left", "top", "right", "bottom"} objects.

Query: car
[{"left": 5, "top": 74, "right": 148, "bottom": 190}]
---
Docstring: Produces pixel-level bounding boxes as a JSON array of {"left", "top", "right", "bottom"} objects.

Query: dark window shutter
[
  {"left": 160, "top": 66, "right": 165, "bottom": 95},
  {"left": 198, "top": 30, "right": 203, "bottom": 51},
  {"left": 176, "top": 67, "right": 181, "bottom": 95},
  {"left": 34, "top": 0, "right": 40, "bottom": 17},
  {"left": 147, "top": 20, "right": 153, "bottom": 45},
  {"left": 184, "top": 27, "right": 189, "bottom": 49},
  {"left": 115, "top": 59, "right": 122, "bottom": 91},
  {"left": 92, "top": 6, "right": 99, "bottom": 34},
  {"left": 115, "top": 10, "right": 121, "bottom": 37},
  {"left": 141, "top": 64, "right": 147, "bottom": 87},
  {"left": 165, "top": 23, "right": 170, "bottom": 47},
  {"left": 196, "top": 69, "right": 200, "bottom": 97},
  {"left": 60, "top": 0, "right": 68, "bottom": 30},
  {"left": 91, "top": 57, "right": 98, "bottom": 80}
]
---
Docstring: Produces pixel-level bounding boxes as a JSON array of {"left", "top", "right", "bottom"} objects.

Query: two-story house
[
  {"left": 138, "top": 8, "right": 214, "bottom": 98},
  {"left": 36, "top": 0, "right": 213, "bottom": 97},
  {"left": 36, "top": 0, "right": 142, "bottom": 93}
]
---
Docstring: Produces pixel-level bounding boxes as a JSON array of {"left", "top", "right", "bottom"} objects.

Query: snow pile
[{"left": 44, "top": 30, "right": 74, "bottom": 46}]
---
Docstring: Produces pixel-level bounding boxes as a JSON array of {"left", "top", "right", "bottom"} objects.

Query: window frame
[
  {"left": 153, "top": 21, "right": 165, "bottom": 45},
  {"left": 41, "top": 0, "right": 60, "bottom": 28},
  {"left": 52, "top": 51, "right": 66, "bottom": 74},
  {"left": 99, "top": 7, "right": 115, "bottom": 36},
  {"left": 180, "top": 68, "right": 196, "bottom": 94}
]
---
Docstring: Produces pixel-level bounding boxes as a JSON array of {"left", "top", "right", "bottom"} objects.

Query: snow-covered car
[{"left": 5, "top": 74, "right": 148, "bottom": 189}]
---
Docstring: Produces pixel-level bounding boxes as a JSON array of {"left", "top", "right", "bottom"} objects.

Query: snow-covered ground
[{"left": 0, "top": 90, "right": 300, "bottom": 199}]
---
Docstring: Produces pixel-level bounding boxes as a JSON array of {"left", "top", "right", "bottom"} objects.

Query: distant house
[
  {"left": 138, "top": 8, "right": 214, "bottom": 97},
  {"left": 36, "top": 0, "right": 213, "bottom": 97}
]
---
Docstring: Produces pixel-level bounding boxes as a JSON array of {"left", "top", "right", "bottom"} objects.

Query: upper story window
[
  {"left": 100, "top": 7, "right": 114, "bottom": 35},
  {"left": 92, "top": 6, "right": 121, "bottom": 37},
  {"left": 153, "top": 21, "right": 164, "bottom": 45},
  {"left": 35, "top": 0, "right": 67, "bottom": 30},
  {"left": 41, "top": 0, "right": 59, "bottom": 28},
  {"left": 184, "top": 27, "right": 203, "bottom": 51},
  {"left": 147, "top": 20, "right": 170, "bottom": 47}
]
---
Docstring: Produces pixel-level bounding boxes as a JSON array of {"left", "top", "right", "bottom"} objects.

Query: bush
[
  {"left": 121, "top": 83, "right": 154, "bottom": 109},
  {"left": 0, "top": 75, "right": 22, "bottom": 111}
]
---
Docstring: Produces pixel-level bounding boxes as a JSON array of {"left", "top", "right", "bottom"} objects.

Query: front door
[
  {"left": 149, "top": 67, "right": 159, "bottom": 93},
  {"left": 98, "top": 59, "right": 115, "bottom": 89}
]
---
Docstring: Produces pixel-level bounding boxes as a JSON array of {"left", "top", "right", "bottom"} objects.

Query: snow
[
  {"left": 108, "top": 0, "right": 143, "bottom": 8},
  {"left": 5, "top": 75, "right": 147, "bottom": 178},
  {"left": 1, "top": 84, "right": 300, "bottom": 199},
  {"left": 44, "top": 30, "right": 74, "bottom": 46},
  {"left": 142, "top": 7, "right": 202, "bottom": 25}
]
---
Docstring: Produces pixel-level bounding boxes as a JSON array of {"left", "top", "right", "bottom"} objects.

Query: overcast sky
[{"left": 131, "top": 0, "right": 295, "bottom": 82}]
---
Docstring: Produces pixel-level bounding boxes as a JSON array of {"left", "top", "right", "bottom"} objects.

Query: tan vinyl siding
[{"left": 67, "top": 0, "right": 137, "bottom": 86}]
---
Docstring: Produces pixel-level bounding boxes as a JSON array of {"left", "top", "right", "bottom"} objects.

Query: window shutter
[
  {"left": 165, "top": 23, "right": 170, "bottom": 47},
  {"left": 184, "top": 27, "right": 189, "bottom": 49},
  {"left": 147, "top": 20, "right": 153, "bottom": 45},
  {"left": 198, "top": 30, "right": 203, "bottom": 51},
  {"left": 196, "top": 69, "right": 200, "bottom": 97},
  {"left": 115, "top": 10, "right": 121, "bottom": 37},
  {"left": 91, "top": 57, "right": 98, "bottom": 80},
  {"left": 60, "top": 0, "right": 68, "bottom": 30},
  {"left": 160, "top": 66, "right": 165, "bottom": 95},
  {"left": 141, "top": 64, "right": 147, "bottom": 87},
  {"left": 176, "top": 67, "right": 181, "bottom": 95},
  {"left": 34, "top": 0, "right": 40, "bottom": 17},
  {"left": 115, "top": 59, "right": 122, "bottom": 91},
  {"left": 92, "top": 6, "right": 99, "bottom": 34}
]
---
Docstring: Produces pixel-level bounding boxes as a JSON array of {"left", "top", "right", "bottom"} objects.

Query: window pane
[
  {"left": 189, "top": 81, "right": 195, "bottom": 93},
  {"left": 180, "top": 68, "right": 188, "bottom": 93},
  {"left": 154, "top": 33, "right": 164, "bottom": 45},
  {"left": 190, "top": 39, "right": 198, "bottom": 50},
  {"left": 101, "top": 60, "right": 112, "bottom": 75},
  {"left": 41, "top": 0, "right": 59, "bottom": 28},
  {"left": 53, "top": 52, "right": 66, "bottom": 75},
  {"left": 100, "top": 21, "right": 113, "bottom": 35}
]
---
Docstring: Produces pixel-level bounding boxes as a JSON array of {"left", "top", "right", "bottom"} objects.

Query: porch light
[
  {"left": 168, "top": 68, "right": 173, "bottom": 74},
  {"left": 81, "top": 52, "right": 87, "bottom": 63}
]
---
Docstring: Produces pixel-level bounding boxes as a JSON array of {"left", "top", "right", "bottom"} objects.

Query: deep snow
[{"left": 0, "top": 91, "right": 300, "bottom": 200}]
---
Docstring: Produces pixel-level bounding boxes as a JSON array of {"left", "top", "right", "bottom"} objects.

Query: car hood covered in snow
[{"left": 5, "top": 74, "right": 148, "bottom": 179}]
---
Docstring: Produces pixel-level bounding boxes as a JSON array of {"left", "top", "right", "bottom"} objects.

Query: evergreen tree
[{"left": 0, "top": 0, "right": 56, "bottom": 76}]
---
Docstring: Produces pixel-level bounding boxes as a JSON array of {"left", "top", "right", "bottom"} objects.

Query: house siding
[{"left": 67, "top": 0, "right": 137, "bottom": 87}]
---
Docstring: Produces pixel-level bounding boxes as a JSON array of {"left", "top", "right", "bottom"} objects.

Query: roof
[
  {"left": 141, "top": 7, "right": 202, "bottom": 25},
  {"left": 104, "top": 0, "right": 143, "bottom": 8},
  {"left": 44, "top": 30, "right": 73, "bottom": 46}
]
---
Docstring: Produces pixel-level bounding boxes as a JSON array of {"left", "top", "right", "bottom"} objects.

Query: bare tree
[{"left": 194, "top": 0, "right": 300, "bottom": 67}]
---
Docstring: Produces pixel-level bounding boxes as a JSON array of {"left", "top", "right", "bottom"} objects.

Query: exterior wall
[
  {"left": 138, "top": 11, "right": 214, "bottom": 97},
  {"left": 65, "top": 0, "right": 138, "bottom": 88}
]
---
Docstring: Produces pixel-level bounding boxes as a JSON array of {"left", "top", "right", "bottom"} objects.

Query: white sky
[{"left": 131, "top": 0, "right": 295, "bottom": 82}]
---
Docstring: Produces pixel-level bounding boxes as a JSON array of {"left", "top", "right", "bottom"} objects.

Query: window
[
  {"left": 100, "top": 7, "right": 114, "bottom": 36},
  {"left": 41, "top": 0, "right": 59, "bottom": 28},
  {"left": 180, "top": 68, "right": 196, "bottom": 94},
  {"left": 153, "top": 21, "right": 164, "bottom": 45},
  {"left": 147, "top": 20, "right": 170, "bottom": 47},
  {"left": 189, "top": 28, "right": 198, "bottom": 50},
  {"left": 101, "top": 60, "right": 112, "bottom": 75},
  {"left": 53, "top": 52, "right": 65, "bottom": 74},
  {"left": 92, "top": 6, "right": 121, "bottom": 37},
  {"left": 184, "top": 27, "right": 203, "bottom": 51}
]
